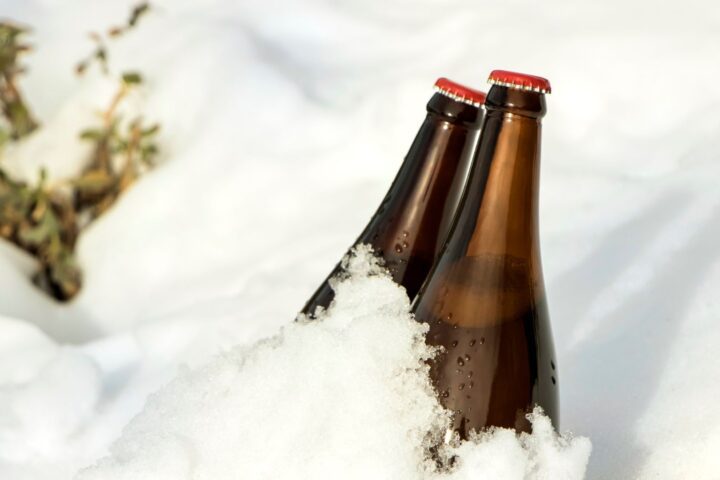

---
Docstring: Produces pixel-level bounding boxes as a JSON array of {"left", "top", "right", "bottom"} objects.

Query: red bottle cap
[
  {"left": 488, "top": 70, "right": 551, "bottom": 94},
  {"left": 434, "top": 78, "right": 486, "bottom": 107}
]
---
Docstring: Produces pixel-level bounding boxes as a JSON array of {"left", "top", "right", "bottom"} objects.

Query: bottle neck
[
  {"left": 454, "top": 87, "right": 545, "bottom": 262},
  {"left": 356, "top": 93, "right": 481, "bottom": 294},
  {"left": 360, "top": 92, "right": 482, "bottom": 246},
  {"left": 426, "top": 92, "right": 484, "bottom": 126}
]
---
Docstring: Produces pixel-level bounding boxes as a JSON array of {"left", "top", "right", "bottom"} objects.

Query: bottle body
[
  {"left": 413, "top": 79, "right": 558, "bottom": 437},
  {"left": 301, "top": 85, "right": 484, "bottom": 318}
]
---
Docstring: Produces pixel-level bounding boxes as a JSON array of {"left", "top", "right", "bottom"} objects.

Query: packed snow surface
[
  {"left": 76, "top": 247, "right": 591, "bottom": 480},
  {"left": 1, "top": 0, "right": 720, "bottom": 478}
]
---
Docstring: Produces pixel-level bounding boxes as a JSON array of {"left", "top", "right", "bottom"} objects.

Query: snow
[
  {"left": 75, "top": 247, "right": 591, "bottom": 480},
  {"left": 0, "top": 0, "right": 719, "bottom": 478},
  {"left": 0, "top": 316, "right": 101, "bottom": 479}
]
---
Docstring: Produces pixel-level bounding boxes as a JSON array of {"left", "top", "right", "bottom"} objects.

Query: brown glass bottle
[
  {"left": 301, "top": 79, "right": 486, "bottom": 318},
  {"left": 412, "top": 70, "right": 558, "bottom": 437}
]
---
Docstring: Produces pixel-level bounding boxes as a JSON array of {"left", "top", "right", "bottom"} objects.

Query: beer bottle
[
  {"left": 301, "top": 78, "right": 486, "bottom": 318},
  {"left": 412, "top": 70, "right": 558, "bottom": 437}
]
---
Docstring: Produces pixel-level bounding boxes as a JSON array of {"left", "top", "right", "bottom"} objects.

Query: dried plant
[
  {"left": 0, "top": 169, "right": 80, "bottom": 298},
  {"left": 75, "top": 1, "right": 150, "bottom": 76},
  {"left": 0, "top": 22, "right": 39, "bottom": 141},
  {"left": 75, "top": 73, "right": 159, "bottom": 224},
  {"left": 0, "top": 2, "right": 159, "bottom": 301}
]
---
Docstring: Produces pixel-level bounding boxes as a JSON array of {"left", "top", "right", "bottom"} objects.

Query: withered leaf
[
  {"left": 121, "top": 71, "right": 143, "bottom": 85},
  {"left": 18, "top": 207, "right": 58, "bottom": 247},
  {"left": 128, "top": 3, "right": 151, "bottom": 27},
  {"left": 141, "top": 124, "right": 160, "bottom": 137},
  {"left": 75, "top": 61, "right": 87, "bottom": 75},
  {"left": 79, "top": 128, "right": 106, "bottom": 141},
  {"left": 73, "top": 170, "right": 116, "bottom": 195}
]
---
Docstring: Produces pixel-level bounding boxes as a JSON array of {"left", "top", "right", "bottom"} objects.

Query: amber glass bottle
[
  {"left": 301, "top": 78, "right": 486, "bottom": 318},
  {"left": 413, "top": 70, "right": 558, "bottom": 437}
]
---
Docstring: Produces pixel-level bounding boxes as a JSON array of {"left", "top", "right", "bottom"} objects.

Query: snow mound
[
  {"left": 0, "top": 317, "right": 101, "bottom": 463},
  {"left": 77, "top": 246, "right": 590, "bottom": 480},
  {"left": 448, "top": 411, "right": 591, "bottom": 480}
]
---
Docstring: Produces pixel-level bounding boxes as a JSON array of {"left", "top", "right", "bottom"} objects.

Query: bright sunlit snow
[
  {"left": 75, "top": 247, "right": 590, "bottom": 480},
  {"left": 1, "top": 0, "right": 720, "bottom": 478}
]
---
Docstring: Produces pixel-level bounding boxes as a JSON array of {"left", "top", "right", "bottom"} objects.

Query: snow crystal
[{"left": 77, "top": 246, "right": 589, "bottom": 479}]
